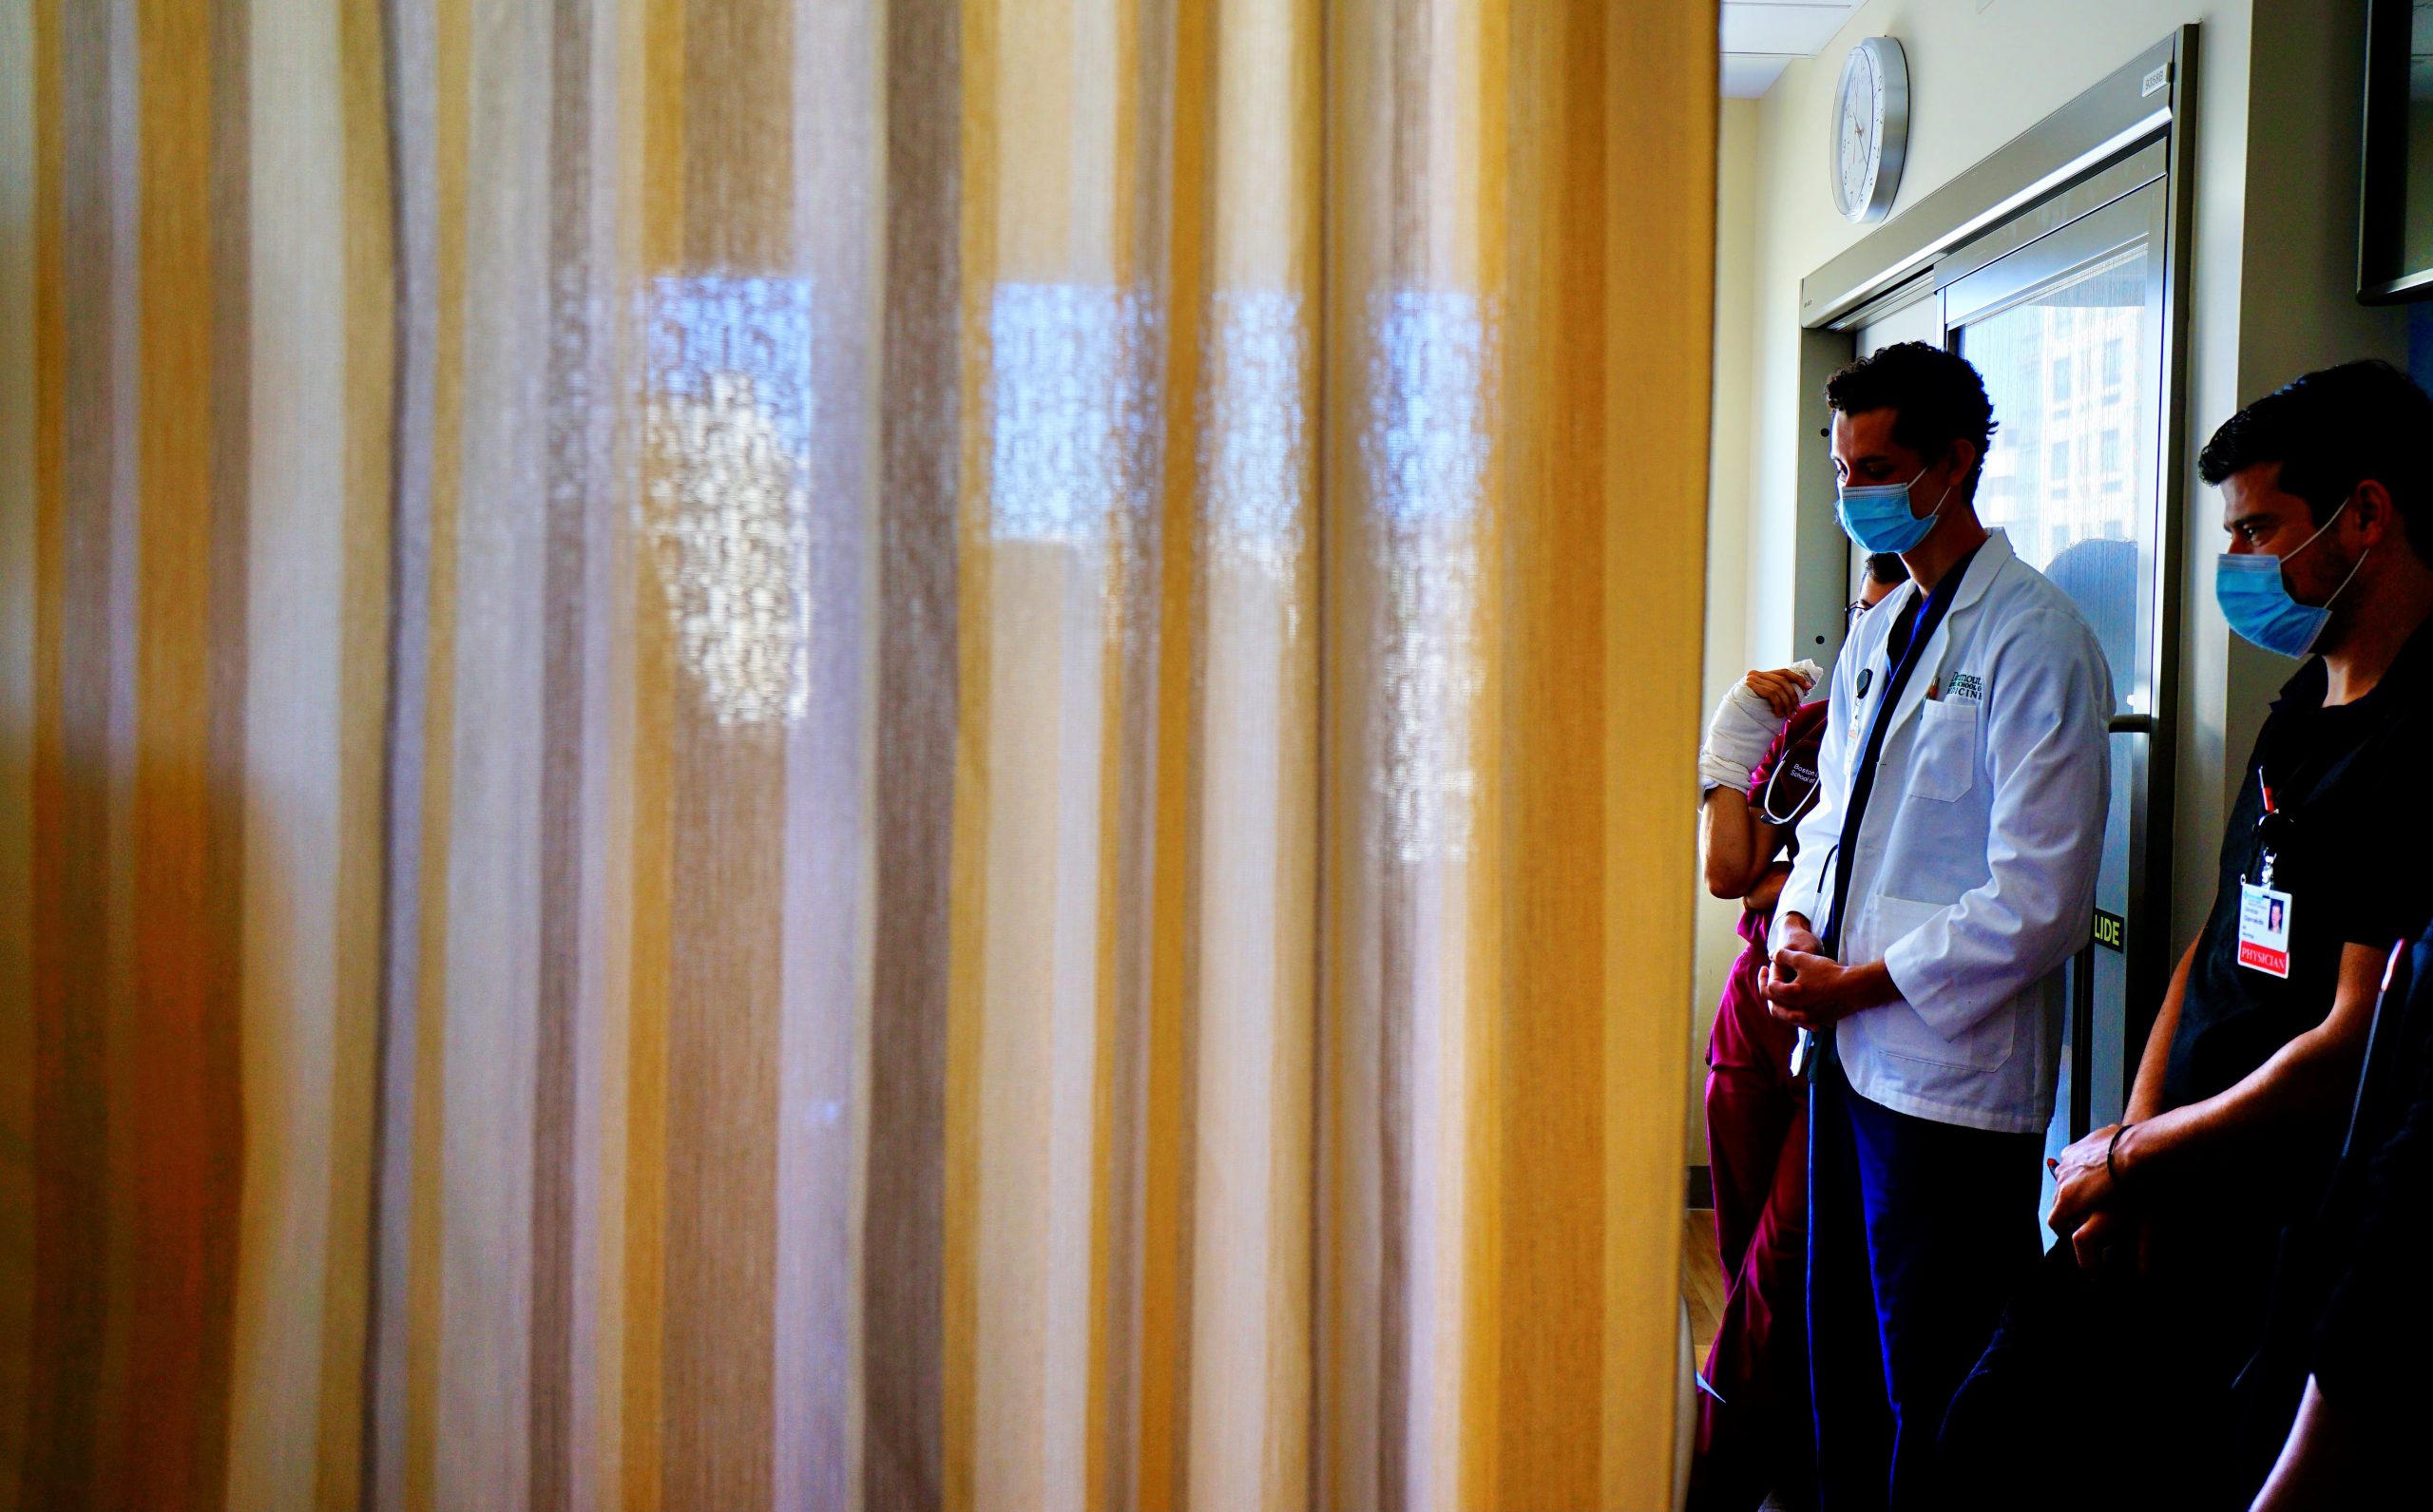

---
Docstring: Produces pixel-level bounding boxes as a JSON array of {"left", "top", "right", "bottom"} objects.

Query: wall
[
  {"left": 2219, "top": 0, "right": 2410, "bottom": 873},
  {"left": 1702, "top": 0, "right": 2409, "bottom": 1126}
]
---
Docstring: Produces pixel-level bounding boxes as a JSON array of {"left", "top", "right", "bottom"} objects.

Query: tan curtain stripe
[{"left": 863, "top": 0, "right": 961, "bottom": 1506}]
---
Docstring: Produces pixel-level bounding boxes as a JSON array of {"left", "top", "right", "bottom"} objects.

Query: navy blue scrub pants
[{"left": 1808, "top": 1051, "right": 2043, "bottom": 1512}]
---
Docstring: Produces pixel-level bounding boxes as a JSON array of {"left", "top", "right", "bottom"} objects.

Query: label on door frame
[{"left": 2092, "top": 908, "right": 2125, "bottom": 953}]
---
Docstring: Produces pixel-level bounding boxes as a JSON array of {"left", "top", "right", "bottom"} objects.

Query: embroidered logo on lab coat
[{"left": 1944, "top": 673, "right": 1984, "bottom": 703}]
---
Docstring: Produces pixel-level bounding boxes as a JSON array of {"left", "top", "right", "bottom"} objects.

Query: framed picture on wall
[{"left": 2360, "top": 0, "right": 2433, "bottom": 301}]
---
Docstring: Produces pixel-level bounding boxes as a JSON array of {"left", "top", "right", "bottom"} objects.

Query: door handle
[{"left": 2108, "top": 714, "right": 2154, "bottom": 735}]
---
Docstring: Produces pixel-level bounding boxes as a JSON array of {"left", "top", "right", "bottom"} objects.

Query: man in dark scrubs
[{"left": 1941, "top": 361, "right": 2433, "bottom": 1507}]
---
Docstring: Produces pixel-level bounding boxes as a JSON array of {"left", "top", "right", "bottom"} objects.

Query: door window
[
  {"left": 1938, "top": 179, "right": 2172, "bottom": 1239},
  {"left": 1957, "top": 242, "right": 2155, "bottom": 706}
]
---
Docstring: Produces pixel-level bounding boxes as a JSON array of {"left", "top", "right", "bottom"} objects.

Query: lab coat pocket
[
  {"left": 1906, "top": 699, "right": 1979, "bottom": 803},
  {"left": 1868, "top": 892, "right": 2018, "bottom": 1072}
]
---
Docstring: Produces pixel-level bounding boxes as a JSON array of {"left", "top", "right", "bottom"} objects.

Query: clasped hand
[
  {"left": 1760, "top": 919, "right": 1887, "bottom": 1027},
  {"left": 2046, "top": 1122, "right": 2148, "bottom": 1273}
]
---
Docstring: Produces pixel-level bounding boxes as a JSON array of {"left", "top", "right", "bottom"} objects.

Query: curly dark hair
[
  {"left": 2197, "top": 359, "right": 2433, "bottom": 561},
  {"left": 1821, "top": 341, "right": 2000, "bottom": 497}
]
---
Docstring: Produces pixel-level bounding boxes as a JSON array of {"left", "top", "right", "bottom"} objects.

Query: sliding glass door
[{"left": 1943, "top": 173, "right": 2173, "bottom": 1219}]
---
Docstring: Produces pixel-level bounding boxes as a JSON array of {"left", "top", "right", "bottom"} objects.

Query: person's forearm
[
  {"left": 1744, "top": 861, "right": 1791, "bottom": 916},
  {"left": 2121, "top": 1030, "right": 2353, "bottom": 1180},
  {"left": 2122, "top": 940, "right": 2196, "bottom": 1124},
  {"left": 2117, "top": 945, "right": 2378, "bottom": 1187},
  {"left": 1700, "top": 788, "right": 1754, "bottom": 900},
  {"left": 2251, "top": 1378, "right": 2349, "bottom": 1512},
  {"left": 1838, "top": 958, "right": 1901, "bottom": 1010}
]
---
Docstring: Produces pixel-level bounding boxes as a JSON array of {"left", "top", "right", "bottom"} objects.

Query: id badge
[{"left": 2237, "top": 882, "right": 2292, "bottom": 979}]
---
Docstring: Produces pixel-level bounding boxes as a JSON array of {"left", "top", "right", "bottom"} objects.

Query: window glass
[{"left": 1958, "top": 243, "right": 2149, "bottom": 692}]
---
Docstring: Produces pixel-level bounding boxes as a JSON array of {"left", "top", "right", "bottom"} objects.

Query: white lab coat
[{"left": 1772, "top": 529, "right": 2114, "bottom": 1134}]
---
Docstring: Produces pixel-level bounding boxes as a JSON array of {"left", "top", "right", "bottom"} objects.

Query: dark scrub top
[
  {"left": 2135, "top": 617, "right": 2433, "bottom": 1490},
  {"left": 2163, "top": 616, "right": 2433, "bottom": 1114}
]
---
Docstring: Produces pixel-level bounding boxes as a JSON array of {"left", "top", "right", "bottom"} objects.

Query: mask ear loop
[
  {"left": 2318, "top": 545, "right": 2371, "bottom": 608},
  {"left": 2276, "top": 497, "right": 2349, "bottom": 569},
  {"left": 1911, "top": 456, "right": 1961, "bottom": 534},
  {"left": 2285, "top": 496, "right": 2369, "bottom": 615}
]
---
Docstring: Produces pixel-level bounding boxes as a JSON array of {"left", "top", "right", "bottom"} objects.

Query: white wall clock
[{"left": 1830, "top": 36, "right": 1909, "bottom": 224}]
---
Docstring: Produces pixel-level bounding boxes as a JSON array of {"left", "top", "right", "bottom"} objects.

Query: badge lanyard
[
  {"left": 2236, "top": 774, "right": 2296, "bottom": 980},
  {"left": 2249, "top": 775, "right": 2287, "bottom": 890},
  {"left": 1790, "top": 545, "right": 1980, "bottom": 1076}
]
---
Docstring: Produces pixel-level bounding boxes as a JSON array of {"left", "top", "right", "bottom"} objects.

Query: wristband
[{"left": 2106, "top": 1121, "right": 2136, "bottom": 1196}]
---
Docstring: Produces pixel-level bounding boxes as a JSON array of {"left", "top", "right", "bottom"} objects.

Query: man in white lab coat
[{"left": 1760, "top": 342, "right": 2114, "bottom": 1512}]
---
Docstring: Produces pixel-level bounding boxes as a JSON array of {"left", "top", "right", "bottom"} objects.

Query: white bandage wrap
[{"left": 1698, "top": 660, "right": 1820, "bottom": 792}]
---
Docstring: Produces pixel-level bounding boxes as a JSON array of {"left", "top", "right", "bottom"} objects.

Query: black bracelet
[{"left": 2106, "top": 1121, "right": 2136, "bottom": 1196}]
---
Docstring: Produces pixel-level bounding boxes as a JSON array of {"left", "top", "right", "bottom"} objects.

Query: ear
[
  {"left": 2352, "top": 478, "right": 2399, "bottom": 548},
  {"left": 1944, "top": 436, "right": 1981, "bottom": 485}
]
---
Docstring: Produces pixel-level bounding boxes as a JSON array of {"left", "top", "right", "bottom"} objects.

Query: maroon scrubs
[{"left": 1693, "top": 700, "right": 1827, "bottom": 1512}]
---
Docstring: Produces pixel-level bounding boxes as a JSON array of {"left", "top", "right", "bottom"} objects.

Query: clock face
[
  {"left": 1830, "top": 38, "right": 1908, "bottom": 224},
  {"left": 1836, "top": 50, "right": 1880, "bottom": 218}
]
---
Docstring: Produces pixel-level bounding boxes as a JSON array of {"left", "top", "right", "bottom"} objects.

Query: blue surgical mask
[
  {"left": 1836, "top": 470, "right": 1956, "bottom": 555},
  {"left": 2214, "top": 499, "right": 2367, "bottom": 659}
]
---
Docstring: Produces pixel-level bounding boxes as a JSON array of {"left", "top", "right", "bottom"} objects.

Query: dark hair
[
  {"left": 2197, "top": 360, "right": 2433, "bottom": 560},
  {"left": 1865, "top": 551, "right": 1909, "bottom": 586},
  {"left": 1822, "top": 341, "right": 1999, "bottom": 495}
]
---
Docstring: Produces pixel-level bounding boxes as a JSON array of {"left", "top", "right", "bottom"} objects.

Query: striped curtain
[{"left": 0, "top": 1, "right": 1715, "bottom": 1509}]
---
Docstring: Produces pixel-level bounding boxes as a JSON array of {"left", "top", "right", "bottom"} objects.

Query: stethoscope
[{"left": 1756, "top": 742, "right": 1822, "bottom": 829}]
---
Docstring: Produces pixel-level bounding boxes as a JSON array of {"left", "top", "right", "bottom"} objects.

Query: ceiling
[{"left": 1721, "top": 1, "right": 1862, "bottom": 99}]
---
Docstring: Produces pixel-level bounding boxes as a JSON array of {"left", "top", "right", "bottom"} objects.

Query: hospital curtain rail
[{"left": 0, "top": 0, "right": 1715, "bottom": 1508}]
